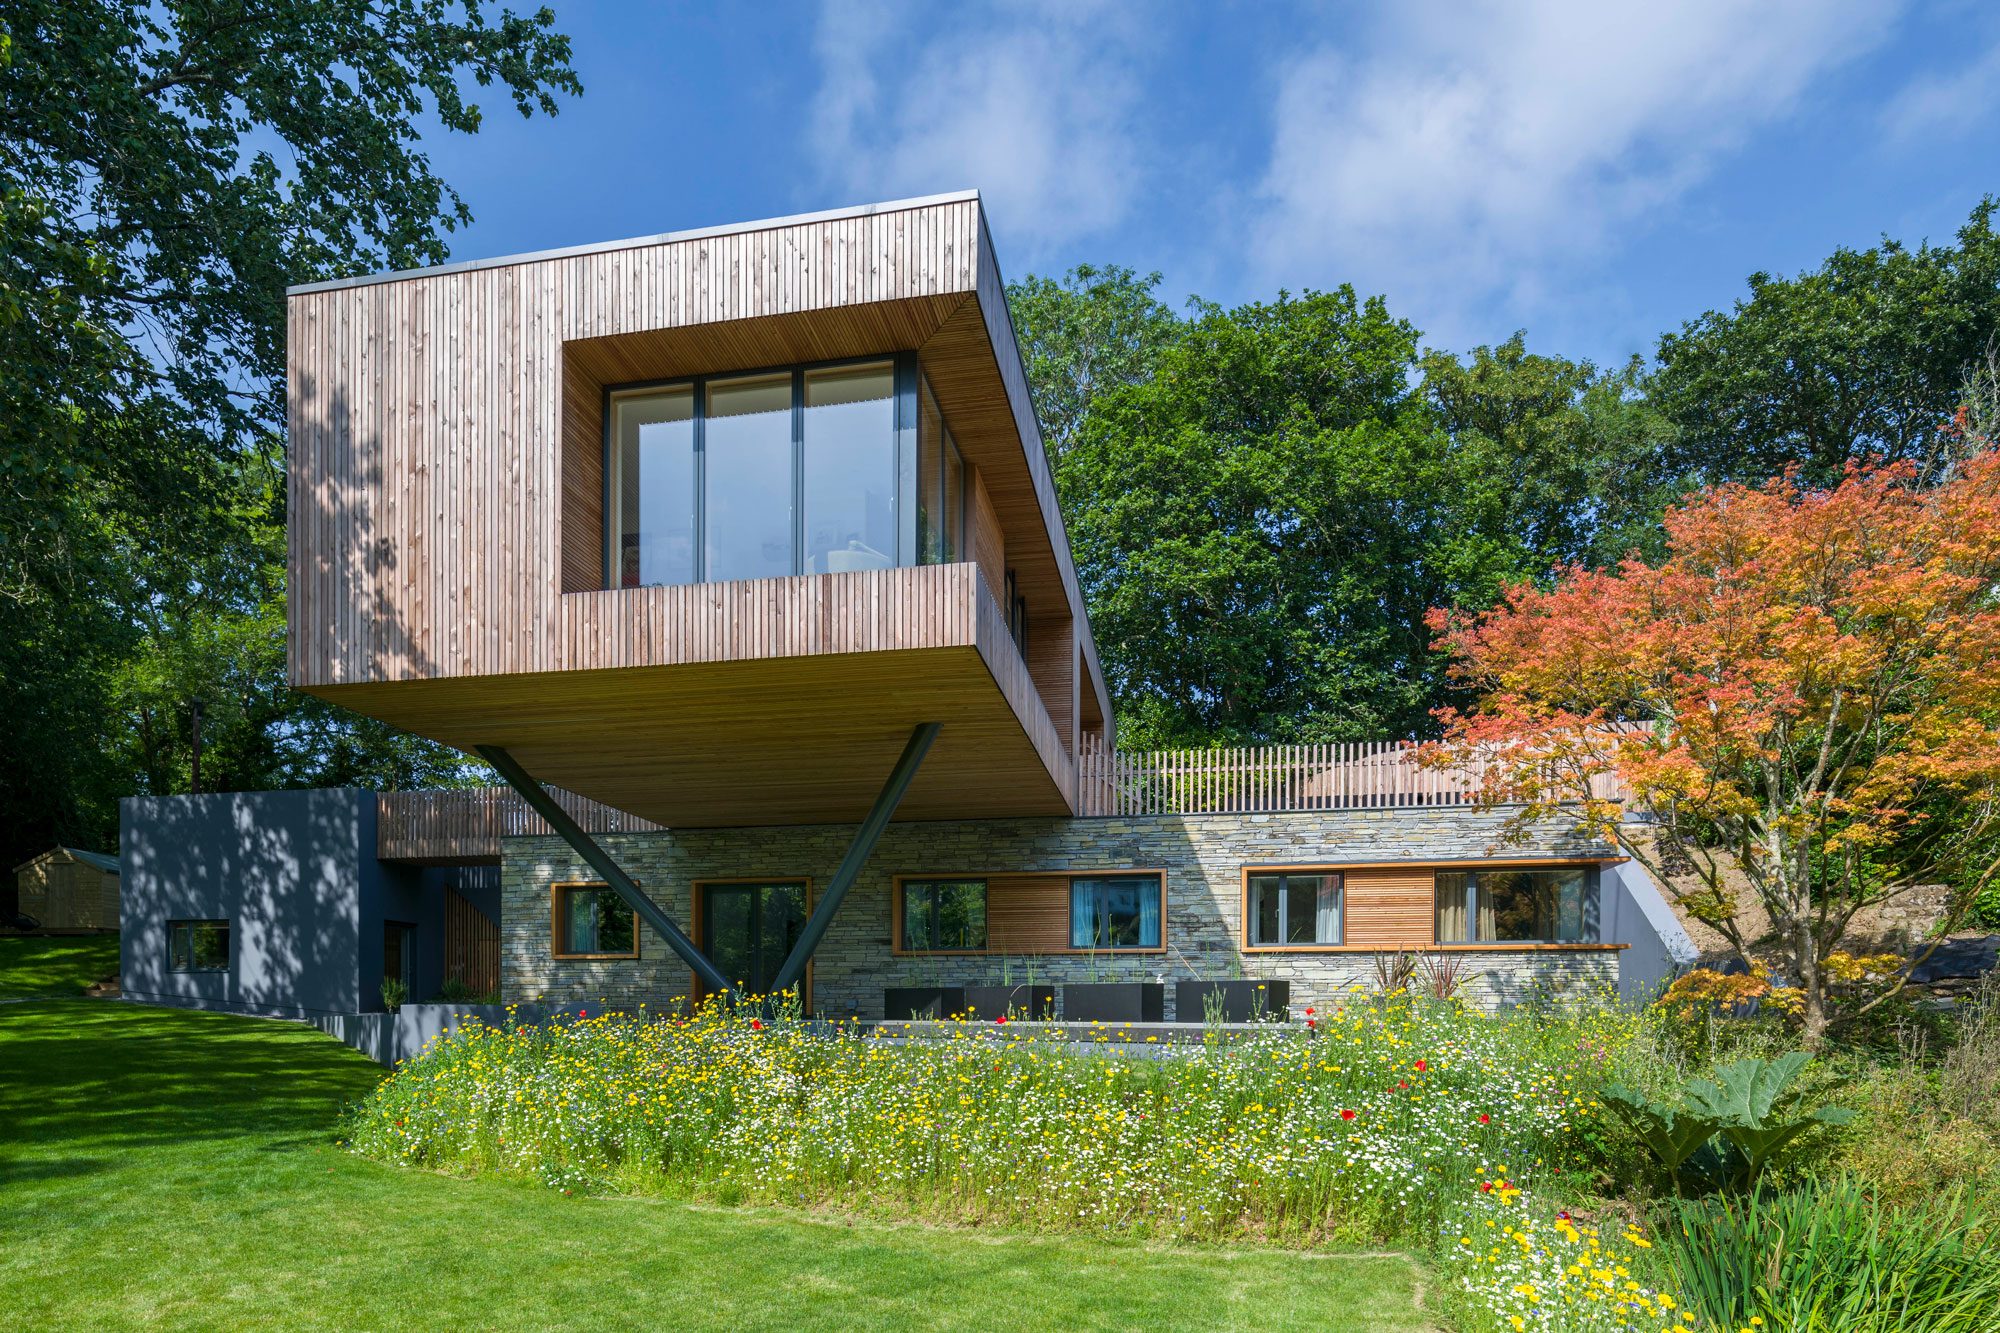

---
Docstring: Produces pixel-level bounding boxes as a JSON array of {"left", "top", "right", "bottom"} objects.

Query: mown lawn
[
  {"left": 0, "top": 934, "right": 120, "bottom": 998},
  {"left": 0, "top": 1002, "right": 1433, "bottom": 1332}
]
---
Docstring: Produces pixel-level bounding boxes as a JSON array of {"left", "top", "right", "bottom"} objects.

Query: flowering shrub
[{"left": 347, "top": 990, "right": 1647, "bottom": 1248}]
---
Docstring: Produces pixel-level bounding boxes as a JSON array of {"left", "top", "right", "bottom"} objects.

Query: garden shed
[{"left": 13, "top": 847, "right": 121, "bottom": 930}]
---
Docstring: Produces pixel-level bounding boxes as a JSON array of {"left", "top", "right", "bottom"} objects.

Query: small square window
[
  {"left": 1069, "top": 875, "right": 1163, "bottom": 950},
  {"left": 552, "top": 884, "right": 639, "bottom": 959},
  {"left": 167, "top": 920, "right": 230, "bottom": 972},
  {"left": 1247, "top": 872, "right": 1342, "bottom": 946},
  {"left": 899, "top": 879, "right": 988, "bottom": 951}
]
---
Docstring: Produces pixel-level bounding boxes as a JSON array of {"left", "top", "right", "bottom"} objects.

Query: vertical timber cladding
[
  {"left": 287, "top": 196, "right": 988, "bottom": 688},
  {"left": 500, "top": 808, "right": 1625, "bottom": 1018}
]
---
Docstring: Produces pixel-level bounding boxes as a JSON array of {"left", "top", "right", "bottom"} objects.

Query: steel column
[
  {"left": 768, "top": 722, "right": 940, "bottom": 994},
  {"left": 475, "top": 744, "right": 734, "bottom": 997}
]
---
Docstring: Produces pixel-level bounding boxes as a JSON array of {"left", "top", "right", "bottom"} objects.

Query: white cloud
[
  {"left": 1253, "top": 0, "right": 1899, "bottom": 346},
  {"left": 808, "top": 0, "right": 1149, "bottom": 254},
  {"left": 1879, "top": 34, "right": 2000, "bottom": 143}
]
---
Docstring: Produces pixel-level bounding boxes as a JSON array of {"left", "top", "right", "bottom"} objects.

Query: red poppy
[
  {"left": 1481, "top": 1181, "right": 1494, "bottom": 1193},
  {"left": 1305, "top": 1007, "right": 1316, "bottom": 1016},
  {"left": 1413, "top": 1059, "right": 1427, "bottom": 1072},
  {"left": 1397, "top": 1080, "right": 1409, "bottom": 1090},
  {"left": 1307, "top": 1018, "right": 1317, "bottom": 1029},
  {"left": 1478, "top": 1113, "right": 1491, "bottom": 1124},
  {"left": 1557, "top": 1210, "right": 1572, "bottom": 1221},
  {"left": 749, "top": 1018, "right": 763, "bottom": 1031},
  {"left": 1340, "top": 1109, "right": 1356, "bottom": 1121},
  {"left": 996, "top": 1015, "right": 1008, "bottom": 1024}
]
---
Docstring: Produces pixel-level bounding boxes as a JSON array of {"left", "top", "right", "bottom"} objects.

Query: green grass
[
  {"left": 0, "top": 934, "right": 120, "bottom": 998},
  {"left": 0, "top": 1002, "right": 1434, "bottom": 1332}
]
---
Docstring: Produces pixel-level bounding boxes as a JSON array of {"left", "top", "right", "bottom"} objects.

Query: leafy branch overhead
[{"left": 0, "top": 2, "right": 580, "bottom": 862}]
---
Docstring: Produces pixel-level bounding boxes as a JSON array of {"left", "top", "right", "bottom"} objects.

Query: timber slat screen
[
  {"left": 442, "top": 887, "right": 500, "bottom": 994},
  {"left": 1075, "top": 736, "right": 1626, "bottom": 816},
  {"left": 377, "top": 788, "right": 664, "bottom": 861}
]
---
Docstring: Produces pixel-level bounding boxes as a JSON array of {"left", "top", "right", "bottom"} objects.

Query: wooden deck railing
[
  {"left": 376, "top": 787, "right": 664, "bottom": 862},
  {"left": 1074, "top": 737, "right": 1623, "bottom": 816}
]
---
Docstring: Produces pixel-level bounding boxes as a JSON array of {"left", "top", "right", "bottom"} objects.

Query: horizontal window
[
  {"left": 1070, "top": 875, "right": 1163, "bottom": 950},
  {"left": 1435, "top": 867, "right": 1596, "bottom": 945},
  {"left": 1247, "top": 871, "right": 1342, "bottom": 946},
  {"left": 168, "top": 920, "right": 229, "bottom": 973},
  {"left": 553, "top": 883, "right": 639, "bottom": 959},
  {"left": 607, "top": 357, "right": 944, "bottom": 589},
  {"left": 899, "top": 879, "right": 988, "bottom": 952}
]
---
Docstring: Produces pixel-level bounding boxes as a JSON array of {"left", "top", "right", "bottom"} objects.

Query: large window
[
  {"left": 1070, "top": 875, "right": 1164, "bottom": 950},
  {"left": 899, "top": 879, "right": 988, "bottom": 952},
  {"left": 804, "top": 364, "right": 898, "bottom": 574},
  {"left": 1435, "top": 867, "right": 1596, "bottom": 944},
  {"left": 916, "top": 377, "right": 964, "bottom": 564},
  {"left": 606, "top": 357, "right": 957, "bottom": 589},
  {"left": 167, "top": 919, "right": 230, "bottom": 973},
  {"left": 552, "top": 883, "right": 639, "bottom": 959},
  {"left": 1247, "top": 871, "right": 1342, "bottom": 946}
]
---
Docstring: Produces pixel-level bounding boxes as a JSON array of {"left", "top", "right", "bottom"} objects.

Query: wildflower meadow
[{"left": 348, "top": 992, "right": 1691, "bottom": 1331}]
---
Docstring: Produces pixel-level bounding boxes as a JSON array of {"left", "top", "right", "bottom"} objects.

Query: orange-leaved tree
[{"left": 1424, "top": 432, "right": 2000, "bottom": 1045}]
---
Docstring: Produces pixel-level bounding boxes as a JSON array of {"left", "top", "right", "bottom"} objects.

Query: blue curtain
[
  {"left": 1137, "top": 880, "right": 1161, "bottom": 947},
  {"left": 1070, "top": 880, "right": 1096, "bottom": 948}
]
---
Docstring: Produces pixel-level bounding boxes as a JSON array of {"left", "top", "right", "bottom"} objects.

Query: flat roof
[{"left": 286, "top": 189, "right": 984, "bottom": 297}]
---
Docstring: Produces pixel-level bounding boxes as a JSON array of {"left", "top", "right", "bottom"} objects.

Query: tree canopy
[
  {"left": 0, "top": 1, "right": 580, "bottom": 866},
  {"left": 1426, "top": 438, "right": 2000, "bottom": 1042},
  {"left": 1655, "top": 197, "right": 2000, "bottom": 487}
]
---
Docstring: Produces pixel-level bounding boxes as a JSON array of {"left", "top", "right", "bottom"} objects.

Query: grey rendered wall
[
  {"left": 501, "top": 808, "right": 1629, "bottom": 1019},
  {"left": 120, "top": 789, "right": 372, "bottom": 1019},
  {"left": 1600, "top": 851, "right": 1698, "bottom": 1003}
]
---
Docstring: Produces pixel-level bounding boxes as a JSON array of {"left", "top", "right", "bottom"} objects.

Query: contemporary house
[{"left": 119, "top": 192, "right": 1692, "bottom": 1035}]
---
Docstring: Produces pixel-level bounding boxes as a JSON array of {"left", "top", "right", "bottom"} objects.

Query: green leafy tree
[
  {"left": 1419, "top": 334, "right": 1683, "bottom": 568},
  {"left": 1007, "top": 264, "right": 1183, "bottom": 460},
  {"left": 1656, "top": 197, "right": 2000, "bottom": 486},
  {"left": 0, "top": 2, "right": 580, "bottom": 866}
]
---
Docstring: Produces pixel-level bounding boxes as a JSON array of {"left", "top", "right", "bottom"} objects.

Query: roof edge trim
[{"left": 286, "top": 189, "right": 983, "bottom": 297}]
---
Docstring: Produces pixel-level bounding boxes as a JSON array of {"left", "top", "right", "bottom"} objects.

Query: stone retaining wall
[{"left": 500, "top": 808, "right": 1624, "bottom": 1017}]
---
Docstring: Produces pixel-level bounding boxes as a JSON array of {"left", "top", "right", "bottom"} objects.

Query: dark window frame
[
  {"left": 601, "top": 353, "right": 920, "bottom": 589},
  {"left": 550, "top": 881, "right": 641, "bottom": 960},
  {"left": 1433, "top": 866, "right": 1600, "bottom": 945},
  {"left": 897, "top": 878, "right": 990, "bottom": 953},
  {"left": 1244, "top": 870, "right": 1345, "bottom": 948},
  {"left": 167, "top": 919, "right": 230, "bottom": 973},
  {"left": 1068, "top": 874, "right": 1166, "bottom": 951}
]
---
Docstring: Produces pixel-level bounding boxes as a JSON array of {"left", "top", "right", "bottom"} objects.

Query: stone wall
[{"left": 500, "top": 808, "right": 1625, "bottom": 1018}]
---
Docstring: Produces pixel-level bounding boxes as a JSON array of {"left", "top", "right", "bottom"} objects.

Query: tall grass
[
  {"left": 1657, "top": 1178, "right": 2000, "bottom": 1332},
  {"left": 345, "top": 991, "right": 1647, "bottom": 1246}
]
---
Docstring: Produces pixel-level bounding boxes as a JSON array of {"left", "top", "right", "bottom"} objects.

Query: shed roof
[{"left": 11, "top": 846, "right": 119, "bottom": 876}]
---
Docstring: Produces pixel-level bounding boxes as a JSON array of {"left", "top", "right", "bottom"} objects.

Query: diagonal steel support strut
[
  {"left": 476, "top": 744, "right": 734, "bottom": 998},
  {"left": 769, "top": 722, "right": 940, "bottom": 995}
]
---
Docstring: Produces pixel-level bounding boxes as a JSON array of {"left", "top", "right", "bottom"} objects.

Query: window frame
[
  {"left": 601, "top": 353, "right": 919, "bottom": 590},
  {"left": 549, "top": 881, "right": 642, "bottom": 961},
  {"left": 1433, "top": 865, "right": 1600, "bottom": 946},
  {"left": 166, "top": 919, "right": 230, "bottom": 973},
  {"left": 1241, "top": 868, "right": 1345, "bottom": 949},
  {"left": 1068, "top": 873, "right": 1167, "bottom": 952},
  {"left": 894, "top": 877, "right": 990, "bottom": 954}
]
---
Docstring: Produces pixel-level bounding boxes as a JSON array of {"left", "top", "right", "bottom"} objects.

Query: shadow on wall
[
  {"left": 120, "top": 789, "right": 378, "bottom": 1019},
  {"left": 290, "top": 368, "right": 435, "bottom": 685}
]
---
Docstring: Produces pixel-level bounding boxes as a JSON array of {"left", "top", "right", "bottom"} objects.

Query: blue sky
[{"left": 414, "top": 0, "right": 2000, "bottom": 367}]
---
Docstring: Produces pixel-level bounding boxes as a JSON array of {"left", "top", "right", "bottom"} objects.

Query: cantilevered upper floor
[{"left": 286, "top": 192, "right": 1112, "bottom": 827}]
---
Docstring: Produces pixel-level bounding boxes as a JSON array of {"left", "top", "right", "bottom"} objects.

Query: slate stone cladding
[{"left": 500, "top": 809, "right": 1621, "bottom": 1018}]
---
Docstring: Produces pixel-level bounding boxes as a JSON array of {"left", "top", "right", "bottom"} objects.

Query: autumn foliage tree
[{"left": 1425, "top": 428, "right": 2000, "bottom": 1045}]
